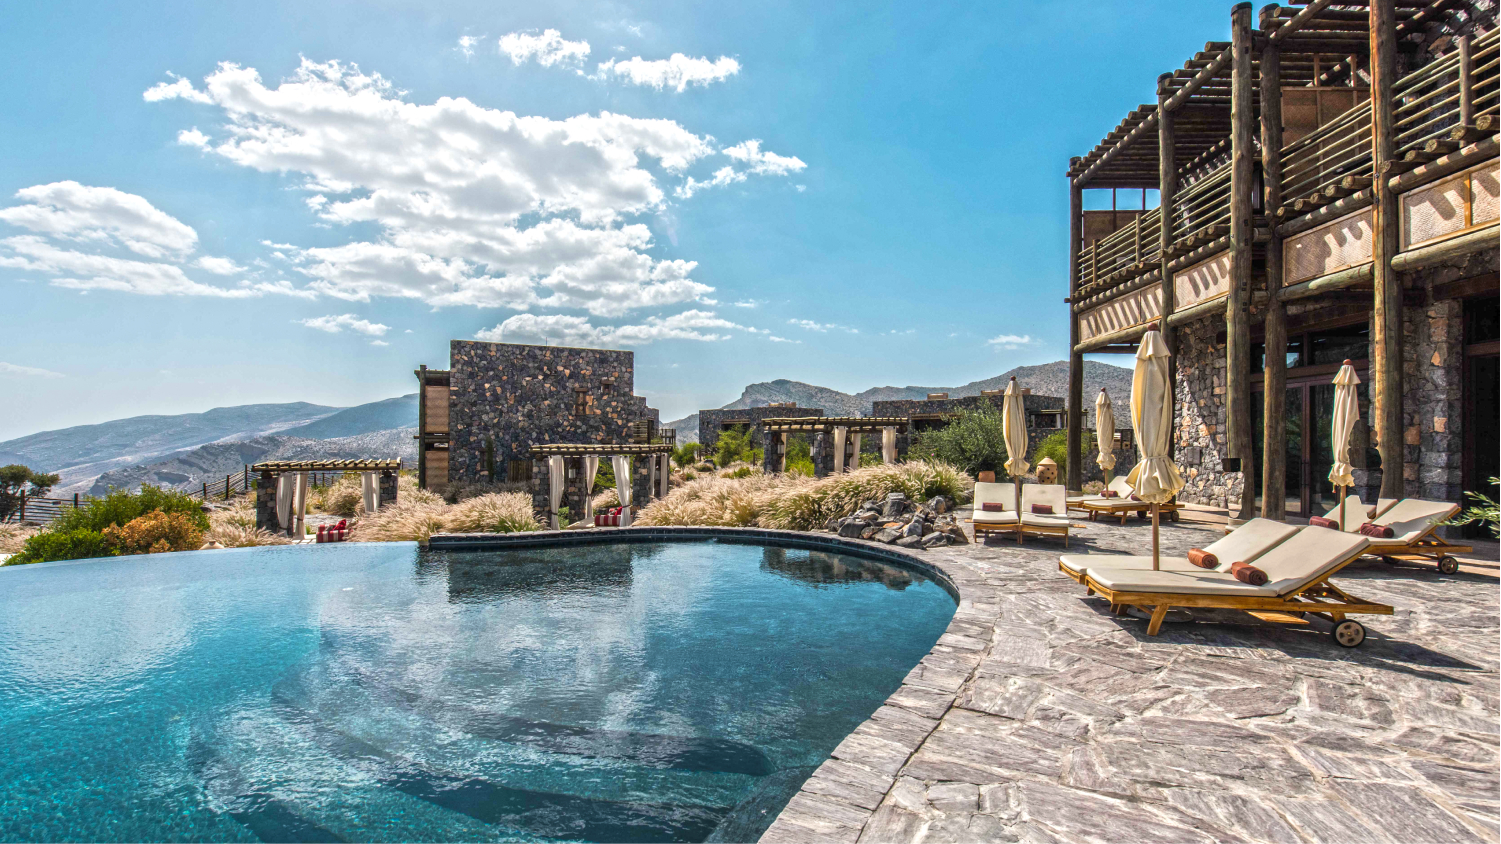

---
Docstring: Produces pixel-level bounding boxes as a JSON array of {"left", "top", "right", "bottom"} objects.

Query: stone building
[
  {"left": 1063, "top": 0, "right": 1498, "bottom": 534},
  {"left": 871, "top": 392, "right": 1079, "bottom": 464},
  {"left": 414, "top": 340, "right": 660, "bottom": 493},
  {"left": 697, "top": 403, "right": 824, "bottom": 456}
]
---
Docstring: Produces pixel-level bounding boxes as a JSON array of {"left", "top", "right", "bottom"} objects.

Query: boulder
[
  {"left": 838, "top": 520, "right": 866, "bottom": 538},
  {"left": 825, "top": 516, "right": 843, "bottom": 532},
  {"left": 862, "top": 500, "right": 881, "bottom": 513},
  {"left": 937, "top": 523, "right": 970, "bottom": 544},
  {"left": 921, "top": 532, "right": 950, "bottom": 548},
  {"left": 882, "top": 493, "right": 911, "bottom": 519},
  {"left": 860, "top": 525, "right": 881, "bottom": 540},
  {"left": 895, "top": 535, "right": 924, "bottom": 548},
  {"left": 926, "top": 495, "right": 953, "bottom": 515},
  {"left": 902, "top": 519, "right": 924, "bottom": 538},
  {"left": 855, "top": 509, "right": 882, "bottom": 522},
  {"left": 874, "top": 527, "right": 903, "bottom": 544}
]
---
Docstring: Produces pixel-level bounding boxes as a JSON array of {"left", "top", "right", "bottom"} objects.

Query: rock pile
[{"left": 824, "top": 492, "right": 969, "bottom": 549}]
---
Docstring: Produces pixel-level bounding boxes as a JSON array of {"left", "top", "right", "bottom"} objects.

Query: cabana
[
  {"left": 529, "top": 443, "right": 673, "bottom": 529},
  {"left": 758, "top": 417, "right": 910, "bottom": 476},
  {"left": 254, "top": 459, "right": 400, "bottom": 536}
]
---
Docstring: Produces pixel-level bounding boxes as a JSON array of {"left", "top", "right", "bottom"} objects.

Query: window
[
  {"left": 1308, "top": 323, "right": 1368, "bottom": 366},
  {"left": 574, "top": 389, "right": 589, "bottom": 415}
]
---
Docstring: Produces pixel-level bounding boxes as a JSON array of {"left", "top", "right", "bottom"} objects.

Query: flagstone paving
[{"left": 761, "top": 511, "right": 1500, "bottom": 843}]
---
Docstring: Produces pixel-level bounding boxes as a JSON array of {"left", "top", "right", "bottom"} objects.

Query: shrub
[
  {"left": 350, "top": 501, "right": 450, "bottom": 543},
  {"left": 0, "top": 464, "right": 60, "bottom": 522},
  {"left": 445, "top": 480, "right": 528, "bottom": 504},
  {"left": 102, "top": 511, "right": 204, "bottom": 555},
  {"left": 592, "top": 488, "right": 620, "bottom": 511},
  {"left": 50, "top": 486, "right": 209, "bottom": 535},
  {"left": 714, "top": 427, "right": 762, "bottom": 467},
  {"left": 5, "top": 529, "right": 117, "bottom": 565},
  {"left": 350, "top": 490, "right": 541, "bottom": 542},
  {"left": 1444, "top": 477, "right": 1499, "bottom": 537},
  {"left": 726, "top": 466, "right": 757, "bottom": 479},
  {"left": 909, "top": 407, "right": 1012, "bottom": 477},
  {"left": 672, "top": 442, "right": 702, "bottom": 468},
  {"left": 202, "top": 498, "right": 293, "bottom": 548},
  {"left": 1031, "top": 429, "right": 1097, "bottom": 481}
]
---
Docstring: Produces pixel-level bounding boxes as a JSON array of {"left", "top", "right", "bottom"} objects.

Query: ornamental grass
[{"left": 350, "top": 491, "right": 539, "bottom": 542}]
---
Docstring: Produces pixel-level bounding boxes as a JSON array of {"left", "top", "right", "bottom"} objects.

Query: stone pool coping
[{"left": 428, "top": 526, "right": 984, "bottom": 839}]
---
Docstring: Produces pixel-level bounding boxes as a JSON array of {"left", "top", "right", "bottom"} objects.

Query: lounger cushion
[
  {"left": 1087, "top": 567, "right": 1279, "bottom": 597},
  {"left": 973, "top": 510, "right": 1018, "bottom": 524},
  {"left": 1246, "top": 526, "right": 1369, "bottom": 594},
  {"left": 1323, "top": 494, "right": 1373, "bottom": 532},
  {"left": 1061, "top": 555, "right": 1204, "bottom": 577},
  {"left": 1058, "top": 518, "right": 1299, "bottom": 580},
  {"left": 1366, "top": 499, "right": 1459, "bottom": 546},
  {"left": 972, "top": 482, "right": 1017, "bottom": 511},
  {"left": 1020, "top": 514, "right": 1069, "bottom": 527}
]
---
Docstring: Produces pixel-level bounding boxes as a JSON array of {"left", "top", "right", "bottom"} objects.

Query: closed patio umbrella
[
  {"left": 1002, "top": 377, "right": 1030, "bottom": 540},
  {"left": 1329, "top": 360, "right": 1361, "bottom": 530},
  {"left": 1125, "top": 324, "right": 1184, "bottom": 569},
  {"left": 1096, "top": 388, "right": 1116, "bottom": 478}
]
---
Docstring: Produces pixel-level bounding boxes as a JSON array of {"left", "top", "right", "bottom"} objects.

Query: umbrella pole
[
  {"left": 1339, "top": 484, "right": 1347, "bottom": 530},
  {"left": 1152, "top": 503, "right": 1160, "bottom": 570},
  {"left": 1016, "top": 483, "right": 1024, "bottom": 545}
]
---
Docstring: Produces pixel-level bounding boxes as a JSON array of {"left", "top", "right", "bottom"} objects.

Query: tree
[
  {"left": 672, "top": 442, "right": 703, "bottom": 468},
  {"left": 714, "top": 427, "right": 761, "bottom": 467},
  {"left": 0, "top": 464, "right": 60, "bottom": 521},
  {"left": 909, "top": 407, "right": 1011, "bottom": 477}
]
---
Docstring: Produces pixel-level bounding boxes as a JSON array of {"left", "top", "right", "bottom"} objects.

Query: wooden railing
[
  {"left": 1281, "top": 100, "right": 1374, "bottom": 210},
  {"left": 1394, "top": 28, "right": 1499, "bottom": 155}
]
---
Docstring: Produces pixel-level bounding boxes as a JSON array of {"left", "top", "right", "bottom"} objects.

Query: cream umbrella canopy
[
  {"left": 1125, "top": 324, "right": 1185, "bottom": 569},
  {"left": 1001, "top": 377, "right": 1030, "bottom": 537},
  {"left": 1329, "top": 360, "right": 1361, "bottom": 530},
  {"left": 1095, "top": 388, "right": 1117, "bottom": 477}
]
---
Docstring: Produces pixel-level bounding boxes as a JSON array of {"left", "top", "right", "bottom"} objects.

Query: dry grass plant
[{"left": 0, "top": 523, "right": 38, "bottom": 555}]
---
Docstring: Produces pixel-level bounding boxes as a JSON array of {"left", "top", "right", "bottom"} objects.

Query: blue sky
[{"left": 0, "top": 0, "right": 1230, "bottom": 440}]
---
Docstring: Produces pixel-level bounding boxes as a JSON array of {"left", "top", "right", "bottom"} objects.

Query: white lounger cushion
[
  {"left": 1087, "top": 567, "right": 1280, "bottom": 596},
  {"left": 974, "top": 510, "right": 1019, "bottom": 525},
  {"left": 1323, "top": 494, "right": 1374, "bottom": 532},
  {"left": 972, "top": 482, "right": 1019, "bottom": 524},
  {"left": 1021, "top": 514, "right": 1071, "bottom": 527},
  {"left": 1022, "top": 484, "right": 1067, "bottom": 514},
  {"left": 1059, "top": 517, "right": 1297, "bottom": 579},
  {"left": 1364, "top": 499, "right": 1459, "bottom": 548},
  {"left": 1086, "top": 526, "right": 1367, "bottom": 598}
]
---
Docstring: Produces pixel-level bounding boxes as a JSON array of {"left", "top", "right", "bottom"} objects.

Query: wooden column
[
  {"left": 1260, "top": 38, "right": 1289, "bottom": 520},
  {"left": 416, "top": 364, "right": 428, "bottom": 489},
  {"left": 1066, "top": 170, "right": 1085, "bottom": 491},
  {"left": 1227, "top": 2, "right": 1256, "bottom": 522},
  {"left": 1459, "top": 34, "right": 1475, "bottom": 128},
  {"left": 1157, "top": 74, "right": 1179, "bottom": 457},
  {"left": 1370, "top": 0, "right": 1404, "bottom": 499}
]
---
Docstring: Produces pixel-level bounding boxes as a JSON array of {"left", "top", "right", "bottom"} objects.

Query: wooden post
[
  {"left": 1227, "top": 2, "right": 1256, "bottom": 523},
  {"left": 1370, "top": 0, "right": 1404, "bottom": 500},
  {"left": 416, "top": 364, "right": 428, "bottom": 490},
  {"left": 1260, "top": 38, "right": 1289, "bottom": 520},
  {"left": 1157, "top": 74, "right": 1179, "bottom": 456},
  {"left": 225, "top": 474, "right": 231, "bottom": 500},
  {"left": 1066, "top": 170, "right": 1085, "bottom": 492},
  {"left": 18, "top": 491, "right": 25, "bottom": 522},
  {"left": 202, "top": 481, "right": 208, "bottom": 500},
  {"left": 1459, "top": 34, "right": 1474, "bottom": 128}
]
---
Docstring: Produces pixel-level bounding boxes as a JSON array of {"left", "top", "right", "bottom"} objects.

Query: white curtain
[
  {"left": 293, "top": 472, "right": 309, "bottom": 539},
  {"left": 1095, "top": 388, "right": 1117, "bottom": 473},
  {"left": 361, "top": 472, "right": 379, "bottom": 514},
  {"left": 548, "top": 455, "right": 565, "bottom": 529},
  {"left": 882, "top": 427, "right": 897, "bottom": 464},
  {"left": 833, "top": 427, "right": 848, "bottom": 473},
  {"left": 849, "top": 433, "right": 862, "bottom": 472},
  {"left": 275, "top": 474, "right": 294, "bottom": 532},
  {"left": 583, "top": 456, "right": 600, "bottom": 521},
  {"left": 612, "top": 455, "right": 634, "bottom": 526}
]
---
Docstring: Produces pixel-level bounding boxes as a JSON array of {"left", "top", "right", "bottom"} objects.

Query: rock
[
  {"left": 862, "top": 500, "right": 881, "bottom": 513},
  {"left": 903, "top": 519, "right": 925, "bottom": 538},
  {"left": 895, "top": 535, "right": 924, "bottom": 548},
  {"left": 937, "top": 523, "right": 970, "bottom": 544},
  {"left": 920, "top": 521, "right": 935, "bottom": 536},
  {"left": 921, "top": 532, "right": 950, "bottom": 548},
  {"left": 882, "top": 493, "right": 910, "bottom": 519},
  {"left": 860, "top": 525, "right": 881, "bottom": 540},
  {"left": 838, "top": 519, "right": 866, "bottom": 538},
  {"left": 875, "top": 527, "right": 903, "bottom": 544},
  {"left": 855, "top": 509, "right": 882, "bottom": 522},
  {"left": 926, "top": 495, "right": 953, "bottom": 515},
  {"left": 824, "top": 516, "right": 843, "bottom": 532}
]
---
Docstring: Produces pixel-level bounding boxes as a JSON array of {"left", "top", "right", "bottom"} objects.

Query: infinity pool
[{"left": 0, "top": 540, "right": 955, "bottom": 842}]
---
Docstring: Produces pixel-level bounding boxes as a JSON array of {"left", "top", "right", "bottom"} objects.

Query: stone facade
[
  {"left": 440, "top": 341, "right": 658, "bottom": 487},
  {"left": 1172, "top": 318, "right": 1239, "bottom": 508},
  {"left": 698, "top": 405, "right": 824, "bottom": 456}
]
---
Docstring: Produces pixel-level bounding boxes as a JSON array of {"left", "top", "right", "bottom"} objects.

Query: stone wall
[
  {"left": 447, "top": 341, "right": 656, "bottom": 487},
  {"left": 1172, "top": 317, "right": 1241, "bottom": 508},
  {"left": 698, "top": 406, "right": 824, "bottom": 455}
]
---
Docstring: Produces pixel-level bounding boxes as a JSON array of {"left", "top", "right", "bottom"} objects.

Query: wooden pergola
[
  {"left": 529, "top": 443, "right": 674, "bottom": 528},
  {"left": 252, "top": 460, "right": 401, "bottom": 535},
  {"left": 760, "top": 417, "right": 910, "bottom": 476},
  {"left": 1062, "top": 0, "right": 1495, "bottom": 521},
  {"left": 251, "top": 459, "right": 403, "bottom": 472},
  {"left": 529, "top": 443, "right": 673, "bottom": 456}
]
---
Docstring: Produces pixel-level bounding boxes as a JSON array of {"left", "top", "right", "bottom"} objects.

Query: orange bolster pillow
[
  {"left": 1230, "top": 561, "right": 1268, "bottom": 586},
  {"left": 1359, "top": 522, "right": 1394, "bottom": 538},
  {"left": 1100, "top": 490, "right": 1119, "bottom": 498},
  {"left": 1308, "top": 516, "right": 1339, "bottom": 529},
  {"left": 1187, "top": 548, "right": 1218, "bottom": 569},
  {"left": 982, "top": 502, "right": 1006, "bottom": 512},
  {"left": 1031, "top": 504, "right": 1054, "bottom": 515}
]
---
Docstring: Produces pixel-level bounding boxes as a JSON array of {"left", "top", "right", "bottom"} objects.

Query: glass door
[
  {"left": 1285, "top": 387, "right": 1304, "bottom": 515},
  {"left": 1309, "top": 383, "right": 1338, "bottom": 514}
]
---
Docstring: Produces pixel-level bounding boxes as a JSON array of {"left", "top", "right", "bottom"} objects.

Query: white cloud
[
  {"left": 767, "top": 335, "right": 799, "bottom": 344},
  {"left": 0, "top": 181, "right": 198, "bottom": 259},
  {"left": 0, "top": 361, "right": 64, "bottom": 378},
  {"left": 986, "top": 333, "right": 1036, "bottom": 350},
  {"left": 789, "top": 318, "right": 857, "bottom": 334},
  {"left": 193, "top": 255, "right": 245, "bottom": 275},
  {"left": 298, "top": 313, "right": 390, "bottom": 335},
  {"left": 142, "top": 75, "right": 212, "bottom": 104},
  {"left": 0, "top": 235, "right": 266, "bottom": 297},
  {"left": 499, "top": 29, "right": 590, "bottom": 67},
  {"left": 477, "top": 309, "right": 749, "bottom": 347},
  {"left": 177, "top": 128, "right": 211, "bottom": 148},
  {"left": 723, "top": 140, "right": 807, "bottom": 176},
  {"left": 676, "top": 166, "right": 744, "bottom": 199},
  {"left": 732, "top": 298, "right": 762, "bottom": 308},
  {"left": 370, "top": 339, "right": 389, "bottom": 346},
  {"left": 457, "top": 35, "right": 483, "bottom": 59},
  {"left": 596, "top": 54, "right": 739, "bottom": 92}
]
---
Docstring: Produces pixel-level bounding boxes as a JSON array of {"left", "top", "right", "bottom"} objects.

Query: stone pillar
[
  {"left": 812, "top": 432, "right": 832, "bottom": 478},
  {"left": 379, "top": 470, "right": 397, "bottom": 507},
  {"left": 255, "top": 470, "right": 279, "bottom": 531},
  {"left": 531, "top": 457, "right": 550, "bottom": 520}
]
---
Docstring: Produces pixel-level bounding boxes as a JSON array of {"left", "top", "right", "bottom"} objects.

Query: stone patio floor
[{"left": 761, "top": 509, "right": 1500, "bottom": 843}]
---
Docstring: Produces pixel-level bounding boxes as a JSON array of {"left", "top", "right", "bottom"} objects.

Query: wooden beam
[
  {"left": 1227, "top": 2, "right": 1256, "bottom": 524},
  {"left": 1369, "top": 0, "right": 1403, "bottom": 501},
  {"left": 1259, "top": 38, "right": 1288, "bottom": 521},
  {"left": 1165, "top": 45, "right": 1233, "bottom": 112},
  {"left": 1278, "top": 262, "right": 1375, "bottom": 301},
  {"left": 1075, "top": 111, "right": 1160, "bottom": 186},
  {"left": 1390, "top": 225, "right": 1500, "bottom": 272}
]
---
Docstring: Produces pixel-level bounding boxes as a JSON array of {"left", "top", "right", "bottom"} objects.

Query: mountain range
[{"left": 664, "top": 361, "right": 1132, "bottom": 443}]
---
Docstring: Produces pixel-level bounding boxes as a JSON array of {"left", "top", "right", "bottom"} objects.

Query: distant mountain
[
  {"left": 279, "top": 394, "right": 417, "bottom": 439},
  {"left": 665, "top": 361, "right": 1133, "bottom": 443},
  {"left": 87, "top": 429, "right": 417, "bottom": 496}
]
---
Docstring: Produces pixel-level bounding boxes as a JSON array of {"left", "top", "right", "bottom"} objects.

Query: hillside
[
  {"left": 665, "top": 360, "right": 1132, "bottom": 443},
  {"left": 280, "top": 394, "right": 417, "bottom": 439},
  {"left": 86, "top": 428, "right": 417, "bottom": 496}
]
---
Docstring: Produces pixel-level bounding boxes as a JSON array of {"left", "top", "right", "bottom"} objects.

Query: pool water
[{"left": 0, "top": 540, "right": 955, "bottom": 842}]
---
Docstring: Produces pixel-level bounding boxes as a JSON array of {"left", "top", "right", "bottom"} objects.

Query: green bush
[
  {"left": 672, "top": 442, "right": 702, "bottom": 468},
  {"left": 909, "top": 406, "right": 1012, "bottom": 477},
  {"left": 6, "top": 529, "right": 117, "bottom": 565},
  {"left": 715, "top": 427, "right": 763, "bottom": 467},
  {"left": 726, "top": 466, "right": 757, "bottom": 479},
  {"left": 50, "top": 486, "right": 209, "bottom": 535},
  {"left": 1031, "top": 430, "right": 1097, "bottom": 480}
]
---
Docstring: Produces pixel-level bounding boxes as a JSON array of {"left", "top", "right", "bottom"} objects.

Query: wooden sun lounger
[
  {"left": 1067, "top": 477, "right": 1133, "bottom": 513},
  {"left": 1019, "top": 484, "right": 1070, "bottom": 547},
  {"left": 1078, "top": 527, "right": 1391, "bottom": 647},
  {"left": 1058, "top": 517, "right": 1299, "bottom": 585},
  {"left": 969, "top": 481, "right": 1020, "bottom": 538},
  {"left": 1360, "top": 499, "right": 1472, "bottom": 574},
  {"left": 1078, "top": 496, "right": 1182, "bottom": 525}
]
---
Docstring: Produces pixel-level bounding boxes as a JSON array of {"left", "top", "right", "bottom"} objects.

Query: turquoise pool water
[{"left": 0, "top": 540, "right": 955, "bottom": 842}]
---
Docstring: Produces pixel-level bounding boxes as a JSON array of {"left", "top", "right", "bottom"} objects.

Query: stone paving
[{"left": 761, "top": 509, "right": 1500, "bottom": 844}]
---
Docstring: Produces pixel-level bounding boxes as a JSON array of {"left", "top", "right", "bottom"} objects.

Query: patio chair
[
  {"left": 1020, "top": 484, "right": 1071, "bottom": 546},
  {"left": 1080, "top": 526, "right": 1389, "bottom": 647},
  {"left": 969, "top": 482, "right": 1018, "bottom": 538},
  {"left": 1360, "top": 498, "right": 1471, "bottom": 574},
  {"left": 1059, "top": 517, "right": 1299, "bottom": 584},
  {"left": 1067, "top": 477, "right": 1133, "bottom": 512}
]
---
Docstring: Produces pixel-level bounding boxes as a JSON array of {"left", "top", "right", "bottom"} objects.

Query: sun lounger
[
  {"left": 1068, "top": 477, "right": 1133, "bottom": 511},
  {"left": 1059, "top": 517, "right": 1299, "bottom": 584},
  {"left": 969, "top": 482, "right": 1019, "bottom": 537},
  {"left": 1360, "top": 498, "right": 1471, "bottom": 574},
  {"left": 1019, "top": 484, "right": 1071, "bottom": 546},
  {"left": 1078, "top": 492, "right": 1182, "bottom": 525},
  {"left": 1079, "top": 526, "right": 1390, "bottom": 647},
  {"left": 1319, "top": 495, "right": 1400, "bottom": 532}
]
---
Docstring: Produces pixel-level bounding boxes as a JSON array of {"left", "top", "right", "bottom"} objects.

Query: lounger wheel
[
  {"left": 1168, "top": 510, "right": 1180, "bottom": 522},
  {"left": 1331, "top": 619, "right": 1366, "bottom": 648},
  {"left": 1437, "top": 556, "right": 1459, "bottom": 575}
]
